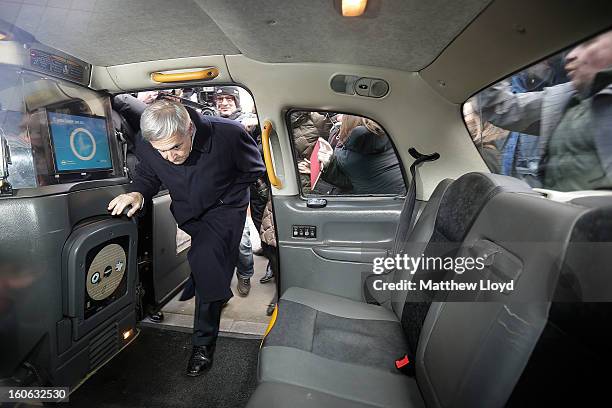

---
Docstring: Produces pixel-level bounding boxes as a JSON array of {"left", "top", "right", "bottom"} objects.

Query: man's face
[
  {"left": 216, "top": 95, "right": 237, "bottom": 117},
  {"left": 565, "top": 31, "right": 612, "bottom": 94},
  {"left": 149, "top": 121, "right": 193, "bottom": 165}
]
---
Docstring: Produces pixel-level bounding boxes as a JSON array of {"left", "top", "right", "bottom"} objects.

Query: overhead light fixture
[
  {"left": 0, "top": 32, "right": 7, "bottom": 41},
  {"left": 342, "top": 0, "right": 368, "bottom": 17}
]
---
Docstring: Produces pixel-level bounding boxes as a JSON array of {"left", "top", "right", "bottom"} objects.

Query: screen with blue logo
[{"left": 48, "top": 112, "right": 112, "bottom": 172}]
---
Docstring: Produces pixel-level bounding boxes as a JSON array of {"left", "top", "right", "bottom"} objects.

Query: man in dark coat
[{"left": 108, "top": 99, "right": 265, "bottom": 376}]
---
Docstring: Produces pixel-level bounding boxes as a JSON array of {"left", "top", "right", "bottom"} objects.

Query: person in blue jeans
[
  {"left": 236, "top": 221, "right": 254, "bottom": 296},
  {"left": 211, "top": 86, "right": 258, "bottom": 297}
]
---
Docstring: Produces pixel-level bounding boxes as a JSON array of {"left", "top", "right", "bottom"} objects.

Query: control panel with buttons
[{"left": 292, "top": 225, "right": 317, "bottom": 239}]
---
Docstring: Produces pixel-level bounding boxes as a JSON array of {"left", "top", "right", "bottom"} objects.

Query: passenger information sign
[{"left": 48, "top": 112, "right": 112, "bottom": 172}]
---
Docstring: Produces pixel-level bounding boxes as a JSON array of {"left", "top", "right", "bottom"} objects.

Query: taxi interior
[{"left": 0, "top": 0, "right": 612, "bottom": 407}]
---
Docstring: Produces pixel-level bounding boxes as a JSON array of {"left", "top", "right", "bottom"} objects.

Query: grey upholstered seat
[{"left": 250, "top": 173, "right": 607, "bottom": 408}]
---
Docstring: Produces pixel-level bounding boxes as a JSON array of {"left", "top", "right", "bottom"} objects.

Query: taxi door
[{"left": 262, "top": 111, "right": 409, "bottom": 302}]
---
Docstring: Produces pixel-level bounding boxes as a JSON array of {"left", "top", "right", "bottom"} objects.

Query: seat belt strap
[
  {"left": 391, "top": 148, "right": 440, "bottom": 256},
  {"left": 363, "top": 148, "right": 440, "bottom": 305}
]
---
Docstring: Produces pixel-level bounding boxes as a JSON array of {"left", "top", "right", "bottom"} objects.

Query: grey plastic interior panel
[
  {"left": 54, "top": 307, "right": 136, "bottom": 387},
  {"left": 151, "top": 193, "right": 190, "bottom": 305},
  {"left": 62, "top": 218, "right": 137, "bottom": 340},
  {"left": 0, "top": 181, "right": 132, "bottom": 380},
  {"left": 12, "top": 178, "right": 129, "bottom": 199},
  {"left": 273, "top": 195, "right": 404, "bottom": 301}
]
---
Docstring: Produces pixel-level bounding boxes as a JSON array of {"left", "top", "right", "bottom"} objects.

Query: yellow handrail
[
  {"left": 150, "top": 68, "right": 219, "bottom": 83},
  {"left": 262, "top": 304, "right": 279, "bottom": 343},
  {"left": 262, "top": 120, "right": 282, "bottom": 189}
]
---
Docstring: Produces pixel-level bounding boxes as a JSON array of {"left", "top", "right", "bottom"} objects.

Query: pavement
[{"left": 141, "top": 217, "right": 277, "bottom": 337}]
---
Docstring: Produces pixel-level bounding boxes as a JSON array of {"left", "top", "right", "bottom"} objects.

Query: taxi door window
[{"left": 289, "top": 110, "right": 406, "bottom": 196}]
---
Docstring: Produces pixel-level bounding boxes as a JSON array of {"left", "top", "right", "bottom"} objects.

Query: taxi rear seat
[
  {"left": 254, "top": 173, "right": 536, "bottom": 406},
  {"left": 250, "top": 173, "right": 612, "bottom": 407}
]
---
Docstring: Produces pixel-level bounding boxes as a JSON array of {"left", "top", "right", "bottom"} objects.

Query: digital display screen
[{"left": 47, "top": 112, "right": 112, "bottom": 172}]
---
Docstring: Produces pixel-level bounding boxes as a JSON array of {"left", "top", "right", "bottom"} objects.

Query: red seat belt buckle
[
  {"left": 395, "top": 354, "right": 415, "bottom": 376},
  {"left": 395, "top": 355, "right": 410, "bottom": 369}
]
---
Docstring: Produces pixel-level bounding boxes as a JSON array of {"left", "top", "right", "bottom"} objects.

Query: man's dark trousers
[
  {"left": 179, "top": 205, "right": 247, "bottom": 347},
  {"left": 192, "top": 294, "right": 228, "bottom": 346}
]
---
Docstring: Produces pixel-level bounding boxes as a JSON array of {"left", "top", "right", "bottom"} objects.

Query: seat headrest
[{"left": 436, "top": 172, "right": 535, "bottom": 242}]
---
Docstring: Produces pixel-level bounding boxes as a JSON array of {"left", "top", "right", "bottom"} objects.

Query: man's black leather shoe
[
  {"left": 186, "top": 345, "right": 215, "bottom": 377},
  {"left": 149, "top": 311, "right": 164, "bottom": 323}
]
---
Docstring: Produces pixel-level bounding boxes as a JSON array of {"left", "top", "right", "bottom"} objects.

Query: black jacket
[
  {"left": 323, "top": 126, "right": 406, "bottom": 195},
  {"left": 130, "top": 108, "right": 266, "bottom": 227}
]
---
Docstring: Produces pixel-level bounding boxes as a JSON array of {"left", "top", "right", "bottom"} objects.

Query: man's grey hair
[{"left": 140, "top": 99, "right": 190, "bottom": 142}]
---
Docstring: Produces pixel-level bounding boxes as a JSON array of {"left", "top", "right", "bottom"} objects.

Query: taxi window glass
[
  {"left": 288, "top": 111, "right": 406, "bottom": 196},
  {"left": 0, "top": 68, "right": 36, "bottom": 189},
  {"left": 0, "top": 66, "right": 120, "bottom": 190},
  {"left": 463, "top": 30, "right": 612, "bottom": 191},
  {"left": 24, "top": 72, "right": 119, "bottom": 186}
]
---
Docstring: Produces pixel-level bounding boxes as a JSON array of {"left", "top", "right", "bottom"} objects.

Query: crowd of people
[{"left": 290, "top": 111, "right": 406, "bottom": 196}]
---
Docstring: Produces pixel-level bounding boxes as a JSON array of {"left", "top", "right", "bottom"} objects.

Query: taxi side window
[
  {"left": 0, "top": 68, "right": 37, "bottom": 189},
  {"left": 463, "top": 30, "right": 612, "bottom": 192},
  {"left": 289, "top": 110, "right": 406, "bottom": 196}
]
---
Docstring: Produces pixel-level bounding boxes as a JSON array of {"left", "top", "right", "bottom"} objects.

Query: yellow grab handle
[
  {"left": 150, "top": 68, "right": 219, "bottom": 83},
  {"left": 262, "top": 120, "right": 282, "bottom": 189},
  {"left": 263, "top": 304, "right": 279, "bottom": 340}
]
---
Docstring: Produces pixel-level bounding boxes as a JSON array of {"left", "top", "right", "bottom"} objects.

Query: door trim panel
[{"left": 274, "top": 195, "right": 403, "bottom": 300}]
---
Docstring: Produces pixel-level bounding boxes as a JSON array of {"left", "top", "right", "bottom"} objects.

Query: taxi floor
[
  {"left": 143, "top": 216, "right": 277, "bottom": 337},
  {"left": 67, "top": 326, "right": 259, "bottom": 408}
]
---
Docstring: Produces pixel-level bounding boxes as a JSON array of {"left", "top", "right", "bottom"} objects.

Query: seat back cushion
[{"left": 416, "top": 192, "right": 586, "bottom": 408}]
